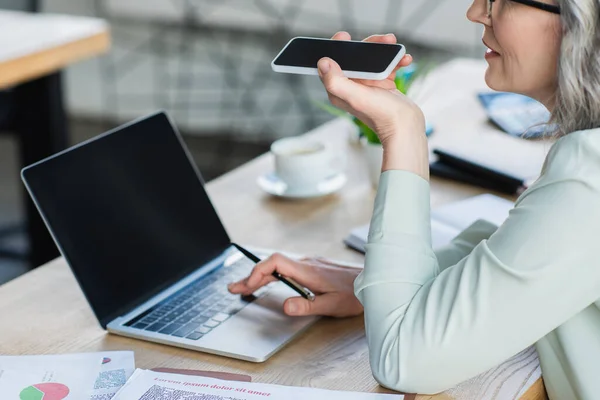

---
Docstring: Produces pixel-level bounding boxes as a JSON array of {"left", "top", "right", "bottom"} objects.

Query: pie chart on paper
[{"left": 19, "top": 383, "right": 70, "bottom": 400}]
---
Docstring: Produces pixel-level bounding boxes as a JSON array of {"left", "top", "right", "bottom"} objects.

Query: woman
[{"left": 230, "top": 0, "right": 600, "bottom": 398}]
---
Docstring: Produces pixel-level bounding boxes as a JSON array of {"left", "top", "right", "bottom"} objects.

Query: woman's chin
[{"left": 484, "top": 68, "right": 507, "bottom": 92}]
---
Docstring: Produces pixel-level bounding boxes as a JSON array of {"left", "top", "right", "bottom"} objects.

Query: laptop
[{"left": 21, "top": 111, "right": 318, "bottom": 362}]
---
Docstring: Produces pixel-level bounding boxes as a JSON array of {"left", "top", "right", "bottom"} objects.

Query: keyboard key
[
  {"left": 186, "top": 332, "right": 204, "bottom": 340},
  {"left": 172, "top": 322, "right": 202, "bottom": 338},
  {"left": 192, "top": 316, "right": 209, "bottom": 324},
  {"left": 176, "top": 315, "right": 193, "bottom": 324},
  {"left": 212, "top": 313, "right": 231, "bottom": 322},
  {"left": 199, "top": 300, "right": 214, "bottom": 307},
  {"left": 186, "top": 310, "right": 201, "bottom": 318},
  {"left": 146, "top": 322, "right": 167, "bottom": 332},
  {"left": 132, "top": 322, "right": 149, "bottom": 329},
  {"left": 188, "top": 294, "right": 202, "bottom": 302},
  {"left": 161, "top": 314, "right": 177, "bottom": 323},
  {"left": 141, "top": 316, "right": 158, "bottom": 324},
  {"left": 197, "top": 326, "right": 212, "bottom": 334},
  {"left": 204, "top": 320, "right": 221, "bottom": 328},
  {"left": 200, "top": 309, "right": 217, "bottom": 318},
  {"left": 159, "top": 323, "right": 184, "bottom": 335}
]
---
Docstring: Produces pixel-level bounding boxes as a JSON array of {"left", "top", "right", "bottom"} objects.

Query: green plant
[{"left": 315, "top": 61, "right": 435, "bottom": 144}]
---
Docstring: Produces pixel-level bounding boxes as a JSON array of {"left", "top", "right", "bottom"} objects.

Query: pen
[{"left": 232, "top": 243, "right": 316, "bottom": 302}]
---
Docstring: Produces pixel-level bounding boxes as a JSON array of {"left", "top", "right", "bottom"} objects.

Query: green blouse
[{"left": 355, "top": 129, "right": 600, "bottom": 400}]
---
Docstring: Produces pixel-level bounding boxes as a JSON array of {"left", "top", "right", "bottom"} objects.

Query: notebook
[
  {"left": 430, "top": 149, "right": 529, "bottom": 195},
  {"left": 344, "top": 194, "right": 514, "bottom": 253}
]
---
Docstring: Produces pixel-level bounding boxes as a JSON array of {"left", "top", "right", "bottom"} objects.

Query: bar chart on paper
[{"left": 19, "top": 383, "right": 70, "bottom": 400}]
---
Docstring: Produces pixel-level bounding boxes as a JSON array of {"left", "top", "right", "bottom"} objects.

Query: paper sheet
[
  {"left": 0, "top": 353, "right": 101, "bottom": 399},
  {"left": 113, "top": 369, "right": 403, "bottom": 400},
  {"left": 0, "top": 351, "right": 135, "bottom": 400},
  {"left": 90, "top": 351, "right": 136, "bottom": 400},
  {"left": 430, "top": 194, "right": 513, "bottom": 232}
]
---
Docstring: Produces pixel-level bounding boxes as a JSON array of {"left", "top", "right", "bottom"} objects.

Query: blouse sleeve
[
  {"left": 354, "top": 169, "right": 600, "bottom": 394},
  {"left": 435, "top": 219, "right": 498, "bottom": 272}
]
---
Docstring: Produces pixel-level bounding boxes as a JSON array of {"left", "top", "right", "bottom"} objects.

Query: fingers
[
  {"left": 284, "top": 293, "right": 363, "bottom": 318},
  {"left": 381, "top": 54, "right": 413, "bottom": 83},
  {"left": 331, "top": 31, "right": 351, "bottom": 41},
  {"left": 332, "top": 32, "right": 395, "bottom": 44},
  {"left": 228, "top": 253, "right": 316, "bottom": 295},
  {"left": 228, "top": 274, "right": 275, "bottom": 296},
  {"left": 364, "top": 33, "right": 397, "bottom": 44},
  {"left": 399, "top": 54, "right": 413, "bottom": 68},
  {"left": 318, "top": 58, "right": 369, "bottom": 108}
]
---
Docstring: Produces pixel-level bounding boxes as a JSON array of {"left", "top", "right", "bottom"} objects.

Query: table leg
[{"left": 13, "top": 72, "right": 68, "bottom": 268}]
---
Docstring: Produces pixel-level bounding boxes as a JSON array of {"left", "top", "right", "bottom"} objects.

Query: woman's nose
[{"left": 467, "top": 0, "right": 490, "bottom": 24}]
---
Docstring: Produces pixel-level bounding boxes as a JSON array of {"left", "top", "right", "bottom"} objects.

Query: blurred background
[{"left": 0, "top": 0, "right": 484, "bottom": 282}]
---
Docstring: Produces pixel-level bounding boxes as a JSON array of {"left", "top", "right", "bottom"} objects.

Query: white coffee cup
[{"left": 271, "top": 137, "right": 345, "bottom": 193}]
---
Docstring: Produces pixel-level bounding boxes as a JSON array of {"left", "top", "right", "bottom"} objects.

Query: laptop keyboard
[{"left": 128, "top": 256, "right": 265, "bottom": 341}]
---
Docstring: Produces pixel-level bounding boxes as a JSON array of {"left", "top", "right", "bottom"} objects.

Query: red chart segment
[{"left": 19, "top": 383, "right": 70, "bottom": 400}]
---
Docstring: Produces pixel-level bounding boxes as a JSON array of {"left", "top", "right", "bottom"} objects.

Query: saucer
[{"left": 257, "top": 172, "right": 347, "bottom": 199}]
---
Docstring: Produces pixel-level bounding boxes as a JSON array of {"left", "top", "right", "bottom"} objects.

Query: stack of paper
[{"left": 112, "top": 369, "right": 403, "bottom": 400}]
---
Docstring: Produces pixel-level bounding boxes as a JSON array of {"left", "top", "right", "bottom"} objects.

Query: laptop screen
[{"left": 22, "top": 112, "right": 232, "bottom": 327}]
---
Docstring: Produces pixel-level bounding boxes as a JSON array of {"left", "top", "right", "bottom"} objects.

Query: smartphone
[{"left": 271, "top": 37, "right": 406, "bottom": 81}]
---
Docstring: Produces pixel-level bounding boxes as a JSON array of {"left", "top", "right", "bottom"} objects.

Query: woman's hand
[
  {"left": 320, "top": 32, "right": 425, "bottom": 145},
  {"left": 321, "top": 32, "right": 430, "bottom": 180},
  {"left": 228, "top": 253, "right": 363, "bottom": 318}
]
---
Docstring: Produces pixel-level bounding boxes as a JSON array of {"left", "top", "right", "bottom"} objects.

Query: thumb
[
  {"left": 317, "top": 58, "right": 365, "bottom": 101},
  {"left": 317, "top": 57, "right": 344, "bottom": 78},
  {"left": 284, "top": 293, "right": 343, "bottom": 317}
]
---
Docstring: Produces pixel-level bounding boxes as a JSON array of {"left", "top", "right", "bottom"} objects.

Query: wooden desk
[
  {"left": 0, "top": 60, "right": 548, "bottom": 399},
  {"left": 0, "top": 11, "right": 110, "bottom": 90},
  {"left": 0, "top": 10, "right": 110, "bottom": 267}
]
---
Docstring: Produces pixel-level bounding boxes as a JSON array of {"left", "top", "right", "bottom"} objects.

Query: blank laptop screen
[{"left": 22, "top": 112, "right": 231, "bottom": 327}]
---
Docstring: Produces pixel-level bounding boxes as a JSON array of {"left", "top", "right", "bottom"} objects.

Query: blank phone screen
[{"left": 273, "top": 38, "right": 403, "bottom": 73}]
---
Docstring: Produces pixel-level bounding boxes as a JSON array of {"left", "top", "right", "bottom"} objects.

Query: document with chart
[
  {"left": 113, "top": 369, "right": 404, "bottom": 400},
  {"left": 0, "top": 351, "right": 135, "bottom": 400},
  {"left": 0, "top": 353, "right": 100, "bottom": 400}
]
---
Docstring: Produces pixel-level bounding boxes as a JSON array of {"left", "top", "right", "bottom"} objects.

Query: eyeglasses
[{"left": 487, "top": 0, "right": 561, "bottom": 17}]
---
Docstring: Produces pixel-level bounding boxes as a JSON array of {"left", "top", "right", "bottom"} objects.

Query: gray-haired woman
[{"left": 230, "top": 1, "right": 600, "bottom": 398}]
